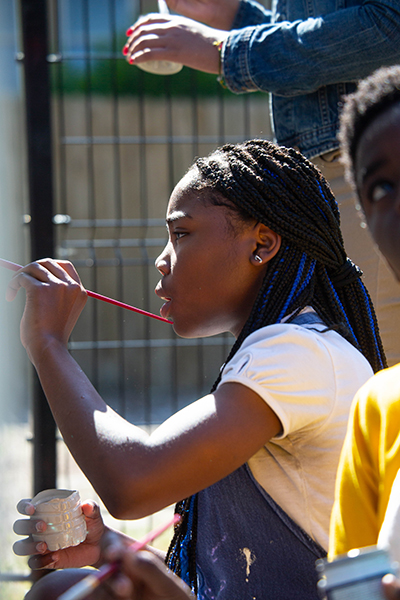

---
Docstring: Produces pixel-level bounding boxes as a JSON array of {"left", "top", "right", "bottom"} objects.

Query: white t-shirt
[{"left": 218, "top": 316, "right": 373, "bottom": 550}]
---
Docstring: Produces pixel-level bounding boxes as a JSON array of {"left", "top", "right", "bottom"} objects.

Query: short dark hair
[{"left": 339, "top": 65, "right": 400, "bottom": 188}]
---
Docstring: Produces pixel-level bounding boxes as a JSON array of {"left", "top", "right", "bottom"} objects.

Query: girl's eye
[
  {"left": 174, "top": 231, "right": 187, "bottom": 240},
  {"left": 369, "top": 181, "right": 394, "bottom": 203}
]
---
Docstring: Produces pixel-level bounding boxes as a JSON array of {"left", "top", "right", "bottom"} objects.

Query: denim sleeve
[
  {"left": 222, "top": 1, "right": 400, "bottom": 96},
  {"left": 231, "top": 0, "right": 272, "bottom": 28}
]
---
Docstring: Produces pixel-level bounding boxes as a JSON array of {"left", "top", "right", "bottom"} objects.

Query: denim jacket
[{"left": 223, "top": 0, "right": 400, "bottom": 158}]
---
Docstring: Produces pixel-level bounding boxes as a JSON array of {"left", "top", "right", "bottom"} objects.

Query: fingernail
[
  {"left": 36, "top": 542, "right": 47, "bottom": 554},
  {"left": 126, "top": 27, "right": 133, "bottom": 36},
  {"left": 36, "top": 521, "right": 46, "bottom": 532},
  {"left": 129, "top": 57, "right": 134, "bottom": 64},
  {"left": 122, "top": 45, "right": 128, "bottom": 56},
  {"left": 47, "top": 554, "right": 59, "bottom": 568},
  {"left": 25, "top": 503, "right": 35, "bottom": 516}
]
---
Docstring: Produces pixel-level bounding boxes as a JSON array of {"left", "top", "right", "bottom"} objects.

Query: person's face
[
  {"left": 355, "top": 103, "right": 400, "bottom": 282},
  {"left": 154, "top": 170, "right": 275, "bottom": 339}
]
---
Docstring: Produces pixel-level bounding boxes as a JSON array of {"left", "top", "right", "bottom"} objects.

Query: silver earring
[{"left": 255, "top": 255, "right": 262, "bottom": 263}]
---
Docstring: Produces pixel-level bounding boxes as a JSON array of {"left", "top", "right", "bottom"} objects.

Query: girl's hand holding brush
[
  {"left": 2, "top": 257, "right": 171, "bottom": 363},
  {"left": 73, "top": 526, "right": 192, "bottom": 600},
  {"left": 100, "top": 546, "right": 193, "bottom": 600},
  {"left": 57, "top": 514, "right": 181, "bottom": 600},
  {"left": 5, "top": 259, "right": 89, "bottom": 363}
]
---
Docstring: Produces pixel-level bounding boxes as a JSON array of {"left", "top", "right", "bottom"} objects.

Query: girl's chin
[
  {"left": 173, "top": 326, "right": 201, "bottom": 339},
  {"left": 173, "top": 320, "right": 227, "bottom": 339}
]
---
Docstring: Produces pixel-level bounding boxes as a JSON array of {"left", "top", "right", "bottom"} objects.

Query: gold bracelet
[{"left": 213, "top": 40, "right": 227, "bottom": 88}]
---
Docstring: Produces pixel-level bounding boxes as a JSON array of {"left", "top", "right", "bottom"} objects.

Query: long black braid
[{"left": 165, "top": 139, "right": 386, "bottom": 594}]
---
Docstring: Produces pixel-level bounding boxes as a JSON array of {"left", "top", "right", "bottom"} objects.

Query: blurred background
[{"left": 0, "top": 1, "right": 271, "bottom": 598}]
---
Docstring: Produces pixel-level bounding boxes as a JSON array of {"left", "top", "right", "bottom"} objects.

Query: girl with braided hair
[{"left": 11, "top": 139, "right": 384, "bottom": 600}]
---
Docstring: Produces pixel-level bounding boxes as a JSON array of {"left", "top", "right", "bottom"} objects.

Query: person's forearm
[
  {"left": 167, "top": 0, "right": 242, "bottom": 30},
  {"left": 31, "top": 340, "right": 157, "bottom": 518},
  {"left": 28, "top": 318, "right": 279, "bottom": 523},
  {"left": 223, "top": 2, "right": 400, "bottom": 96}
]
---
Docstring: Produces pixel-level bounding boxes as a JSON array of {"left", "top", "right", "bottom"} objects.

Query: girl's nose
[{"left": 155, "top": 245, "right": 170, "bottom": 275}]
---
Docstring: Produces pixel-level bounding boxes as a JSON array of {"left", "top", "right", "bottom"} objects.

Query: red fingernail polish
[
  {"left": 122, "top": 46, "right": 128, "bottom": 56},
  {"left": 126, "top": 27, "right": 133, "bottom": 36},
  {"left": 129, "top": 58, "right": 134, "bottom": 64}
]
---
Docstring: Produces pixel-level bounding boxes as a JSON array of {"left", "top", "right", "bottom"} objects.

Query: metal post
[{"left": 19, "top": 0, "right": 56, "bottom": 494}]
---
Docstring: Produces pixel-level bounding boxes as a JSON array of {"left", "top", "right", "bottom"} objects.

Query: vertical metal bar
[
  {"left": 19, "top": 0, "right": 57, "bottom": 494},
  {"left": 82, "top": 0, "right": 99, "bottom": 388},
  {"left": 138, "top": 80, "right": 152, "bottom": 424},
  {"left": 52, "top": 1, "right": 68, "bottom": 217},
  {"left": 217, "top": 83, "right": 225, "bottom": 146},
  {"left": 109, "top": 0, "right": 127, "bottom": 417}
]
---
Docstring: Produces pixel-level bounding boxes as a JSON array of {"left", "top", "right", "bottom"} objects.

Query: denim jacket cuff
[{"left": 222, "top": 27, "right": 260, "bottom": 93}]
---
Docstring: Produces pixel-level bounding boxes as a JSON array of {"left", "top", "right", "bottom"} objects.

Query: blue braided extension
[
  {"left": 276, "top": 253, "right": 307, "bottom": 322},
  {"left": 326, "top": 276, "right": 357, "bottom": 342},
  {"left": 264, "top": 168, "right": 280, "bottom": 181},
  {"left": 294, "top": 259, "right": 316, "bottom": 301},
  {"left": 359, "top": 285, "right": 385, "bottom": 370},
  {"left": 317, "top": 180, "right": 337, "bottom": 207},
  {"left": 253, "top": 254, "right": 285, "bottom": 329},
  {"left": 179, "top": 494, "right": 197, "bottom": 588}
]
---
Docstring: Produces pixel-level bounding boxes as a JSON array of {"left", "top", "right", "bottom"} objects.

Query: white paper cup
[
  {"left": 31, "top": 489, "right": 87, "bottom": 551},
  {"left": 136, "top": 60, "right": 182, "bottom": 75},
  {"left": 134, "top": 1, "right": 182, "bottom": 75}
]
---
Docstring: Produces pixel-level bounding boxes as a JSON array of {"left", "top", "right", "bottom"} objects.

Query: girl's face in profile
[
  {"left": 355, "top": 103, "right": 400, "bottom": 282},
  {"left": 154, "top": 169, "right": 267, "bottom": 339}
]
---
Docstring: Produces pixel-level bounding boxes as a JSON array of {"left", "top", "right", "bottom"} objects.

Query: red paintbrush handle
[
  {"left": 58, "top": 514, "right": 181, "bottom": 600},
  {"left": 0, "top": 258, "right": 172, "bottom": 324},
  {"left": 0, "top": 258, "right": 21, "bottom": 272}
]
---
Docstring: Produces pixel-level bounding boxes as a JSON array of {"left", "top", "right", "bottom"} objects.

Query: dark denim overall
[{"left": 195, "top": 312, "right": 327, "bottom": 599}]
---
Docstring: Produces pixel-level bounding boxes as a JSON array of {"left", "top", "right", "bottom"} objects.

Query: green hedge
[{"left": 50, "top": 57, "right": 263, "bottom": 98}]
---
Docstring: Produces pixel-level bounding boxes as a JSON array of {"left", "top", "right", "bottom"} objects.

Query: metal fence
[
  {"left": 47, "top": 0, "right": 272, "bottom": 430},
  {"left": 0, "top": 0, "right": 272, "bottom": 592}
]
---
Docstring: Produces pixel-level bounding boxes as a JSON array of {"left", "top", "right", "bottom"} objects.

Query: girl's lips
[{"left": 155, "top": 285, "right": 172, "bottom": 319}]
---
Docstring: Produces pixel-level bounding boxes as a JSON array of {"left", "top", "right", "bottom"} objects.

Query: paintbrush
[
  {"left": 57, "top": 513, "right": 180, "bottom": 600},
  {"left": 0, "top": 258, "right": 172, "bottom": 324}
]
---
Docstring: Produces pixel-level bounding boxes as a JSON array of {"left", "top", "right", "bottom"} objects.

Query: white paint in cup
[{"left": 31, "top": 489, "right": 87, "bottom": 551}]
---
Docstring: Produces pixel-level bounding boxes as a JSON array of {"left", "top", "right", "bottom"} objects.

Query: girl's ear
[{"left": 251, "top": 224, "right": 281, "bottom": 266}]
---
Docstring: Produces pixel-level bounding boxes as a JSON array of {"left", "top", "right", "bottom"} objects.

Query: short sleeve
[{"left": 218, "top": 324, "right": 338, "bottom": 438}]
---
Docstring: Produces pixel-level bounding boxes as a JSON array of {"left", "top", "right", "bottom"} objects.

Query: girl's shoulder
[
  {"left": 226, "top": 319, "right": 372, "bottom": 385},
  {"left": 240, "top": 318, "right": 352, "bottom": 353}
]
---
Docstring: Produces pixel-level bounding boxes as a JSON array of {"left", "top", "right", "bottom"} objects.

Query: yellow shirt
[{"left": 329, "top": 363, "right": 400, "bottom": 558}]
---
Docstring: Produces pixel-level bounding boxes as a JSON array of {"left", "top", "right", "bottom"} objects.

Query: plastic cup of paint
[
  {"left": 135, "top": 0, "right": 182, "bottom": 75},
  {"left": 136, "top": 59, "right": 182, "bottom": 75},
  {"left": 31, "top": 489, "right": 87, "bottom": 551}
]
